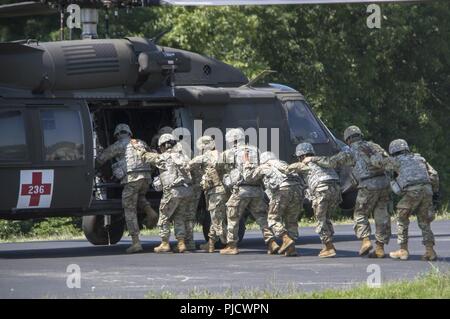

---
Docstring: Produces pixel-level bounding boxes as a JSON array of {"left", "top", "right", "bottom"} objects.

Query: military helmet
[
  {"left": 260, "top": 151, "right": 277, "bottom": 164},
  {"left": 158, "top": 133, "right": 177, "bottom": 147},
  {"left": 389, "top": 139, "right": 410, "bottom": 155},
  {"left": 196, "top": 136, "right": 215, "bottom": 151},
  {"left": 114, "top": 123, "right": 132, "bottom": 137},
  {"left": 158, "top": 126, "right": 173, "bottom": 135},
  {"left": 343, "top": 125, "right": 362, "bottom": 142},
  {"left": 295, "top": 143, "right": 315, "bottom": 157},
  {"left": 225, "top": 128, "right": 245, "bottom": 144}
]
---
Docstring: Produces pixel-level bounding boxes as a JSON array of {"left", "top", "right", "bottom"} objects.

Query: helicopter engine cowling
[
  {"left": 0, "top": 38, "right": 192, "bottom": 93},
  {"left": 0, "top": 39, "right": 138, "bottom": 92}
]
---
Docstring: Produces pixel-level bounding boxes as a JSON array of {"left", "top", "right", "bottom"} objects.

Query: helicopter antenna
[
  {"left": 59, "top": 4, "right": 64, "bottom": 41},
  {"left": 241, "top": 69, "right": 277, "bottom": 88},
  {"left": 151, "top": 27, "right": 173, "bottom": 44},
  {"left": 105, "top": 7, "right": 110, "bottom": 38}
]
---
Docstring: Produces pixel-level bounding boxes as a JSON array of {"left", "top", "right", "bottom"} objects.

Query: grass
[{"left": 145, "top": 268, "right": 450, "bottom": 299}]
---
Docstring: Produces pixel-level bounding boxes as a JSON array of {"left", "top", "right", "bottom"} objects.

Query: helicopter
[{"left": 0, "top": 0, "right": 422, "bottom": 245}]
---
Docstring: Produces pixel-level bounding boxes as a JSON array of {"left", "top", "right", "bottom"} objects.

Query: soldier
[
  {"left": 150, "top": 126, "right": 174, "bottom": 151},
  {"left": 243, "top": 151, "right": 304, "bottom": 256},
  {"left": 288, "top": 143, "right": 341, "bottom": 258},
  {"left": 184, "top": 151, "right": 203, "bottom": 252},
  {"left": 218, "top": 128, "right": 278, "bottom": 255},
  {"left": 95, "top": 124, "right": 158, "bottom": 254},
  {"left": 134, "top": 133, "right": 194, "bottom": 253},
  {"left": 190, "top": 136, "right": 228, "bottom": 253},
  {"left": 375, "top": 139, "right": 439, "bottom": 261},
  {"left": 303, "top": 126, "right": 391, "bottom": 258}
]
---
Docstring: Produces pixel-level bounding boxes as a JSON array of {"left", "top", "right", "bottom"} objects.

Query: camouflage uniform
[
  {"left": 96, "top": 135, "right": 152, "bottom": 238},
  {"left": 244, "top": 159, "right": 303, "bottom": 240},
  {"left": 140, "top": 142, "right": 193, "bottom": 242},
  {"left": 218, "top": 130, "right": 275, "bottom": 249},
  {"left": 288, "top": 161, "right": 341, "bottom": 244},
  {"left": 311, "top": 140, "right": 392, "bottom": 244},
  {"left": 185, "top": 167, "right": 203, "bottom": 249},
  {"left": 190, "top": 148, "right": 228, "bottom": 244},
  {"left": 379, "top": 151, "right": 439, "bottom": 246}
]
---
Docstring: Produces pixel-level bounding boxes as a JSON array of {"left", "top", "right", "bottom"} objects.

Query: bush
[{"left": 0, "top": 217, "right": 82, "bottom": 240}]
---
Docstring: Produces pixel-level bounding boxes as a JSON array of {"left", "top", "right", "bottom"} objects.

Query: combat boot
[
  {"left": 359, "top": 237, "right": 373, "bottom": 256},
  {"left": 284, "top": 244, "right": 298, "bottom": 257},
  {"left": 389, "top": 243, "right": 409, "bottom": 260},
  {"left": 422, "top": 244, "right": 437, "bottom": 261},
  {"left": 200, "top": 238, "right": 215, "bottom": 253},
  {"left": 369, "top": 241, "right": 385, "bottom": 258},
  {"left": 144, "top": 206, "right": 158, "bottom": 228},
  {"left": 154, "top": 238, "right": 171, "bottom": 253},
  {"left": 278, "top": 233, "right": 294, "bottom": 255},
  {"left": 126, "top": 235, "right": 143, "bottom": 254},
  {"left": 220, "top": 243, "right": 239, "bottom": 255},
  {"left": 267, "top": 239, "right": 280, "bottom": 255},
  {"left": 176, "top": 238, "right": 187, "bottom": 253},
  {"left": 318, "top": 242, "right": 336, "bottom": 258}
]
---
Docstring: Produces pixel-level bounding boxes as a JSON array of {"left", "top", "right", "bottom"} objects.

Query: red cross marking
[{"left": 20, "top": 172, "right": 52, "bottom": 207}]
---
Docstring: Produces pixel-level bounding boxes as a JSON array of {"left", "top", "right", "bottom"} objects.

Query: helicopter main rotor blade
[
  {"left": 0, "top": 1, "right": 57, "bottom": 18},
  {"left": 159, "top": 0, "right": 423, "bottom": 5}
]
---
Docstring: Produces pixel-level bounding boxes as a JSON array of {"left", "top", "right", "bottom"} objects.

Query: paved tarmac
[{"left": 0, "top": 220, "right": 449, "bottom": 298}]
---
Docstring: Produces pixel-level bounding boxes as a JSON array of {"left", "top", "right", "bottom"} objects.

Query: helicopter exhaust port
[{"left": 80, "top": 8, "right": 99, "bottom": 40}]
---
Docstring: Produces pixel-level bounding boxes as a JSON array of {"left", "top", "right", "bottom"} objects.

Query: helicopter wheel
[{"left": 82, "top": 214, "right": 125, "bottom": 246}]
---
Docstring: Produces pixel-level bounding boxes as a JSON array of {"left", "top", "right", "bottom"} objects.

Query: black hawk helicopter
[{"left": 0, "top": 0, "right": 421, "bottom": 245}]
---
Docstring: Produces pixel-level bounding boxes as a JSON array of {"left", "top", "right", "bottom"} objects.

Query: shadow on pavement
[{"left": 1, "top": 232, "right": 449, "bottom": 260}]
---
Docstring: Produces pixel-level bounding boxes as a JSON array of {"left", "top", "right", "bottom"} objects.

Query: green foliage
[{"left": 0, "top": 218, "right": 81, "bottom": 241}]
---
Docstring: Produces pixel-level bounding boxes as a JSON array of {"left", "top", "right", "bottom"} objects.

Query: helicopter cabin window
[
  {"left": 284, "top": 100, "right": 328, "bottom": 144},
  {"left": 40, "top": 110, "right": 84, "bottom": 161},
  {"left": 0, "top": 110, "right": 27, "bottom": 161}
]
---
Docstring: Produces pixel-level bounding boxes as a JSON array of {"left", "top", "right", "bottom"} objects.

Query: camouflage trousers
[
  {"left": 158, "top": 189, "right": 192, "bottom": 241},
  {"left": 122, "top": 179, "right": 151, "bottom": 237},
  {"left": 268, "top": 186, "right": 302, "bottom": 239},
  {"left": 353, "top": 186, "right": 391, "bottom": 244},
  {"left": 185, "top": 186, "right": 202, "bottom": 246},
  {"left": 226, "top": 188, "right": 274, "bottom": 245},
  {"left": 312, "top": 183, "right": 341, "bottom": 244},
  {"left": 206, "top": 190, "right": 228, "bottom": 243},
  {"left": 396, "top": 184, "right": 435, "bottom": 246}
]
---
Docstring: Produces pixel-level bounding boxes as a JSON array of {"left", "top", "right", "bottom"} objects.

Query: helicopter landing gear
[{"left": 82, "top": 214, "right": 124, "bottom": 245}]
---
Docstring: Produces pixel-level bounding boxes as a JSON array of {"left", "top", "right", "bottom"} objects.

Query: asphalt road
[{"left": 0, "top": 220, "right": 449, "bottom": 299}]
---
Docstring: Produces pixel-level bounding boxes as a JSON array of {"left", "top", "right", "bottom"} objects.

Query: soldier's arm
[
  {"left": 426, "top": 161, "right": 440, "bottom": 192},
  {"left": 96, "top": 142, "right": 122, "bottom": 166},
  {"left": 141, "top": 151, "right": 160, "bottom": 166},
  {"left": 189, "top": 154, "right": 205, "bottom": 166},
  {"left": 310, "top": 151, "right": 354, "bottom": 169},
  {"left": 243, "top": 163, "right": 266, "bottom": 183},
  {"left": 367, "top": 142, "right": 389, "bottom": 167},
  {"left": 287, "top": 162, "right": 309, "bottom": 174},
  {"left": 373, "top": 156, "right": 398, "bottom": 172},
  {"left": 369, "top": 142, "right": 389, "bottom": 157}
]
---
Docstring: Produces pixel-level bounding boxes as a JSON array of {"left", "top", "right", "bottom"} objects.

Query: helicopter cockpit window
[
  {"left": 284, "top": 100, "right": 328, "bottom": 144},
  {"left": 40, "top": 110, "right": 84, "bottom": 161},
  {"left": 0, "top": 110, "right": 27, "bottom": 161}
]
